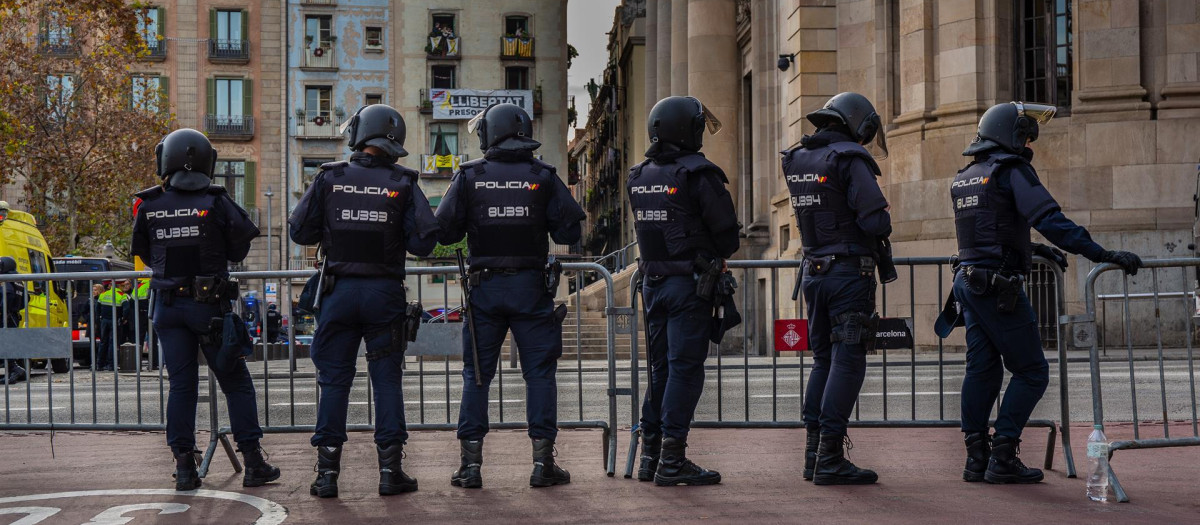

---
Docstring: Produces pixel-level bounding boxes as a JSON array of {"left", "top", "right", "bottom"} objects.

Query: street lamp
[{"left": 264, "top": 186, "right": 274, "bottom": 273}]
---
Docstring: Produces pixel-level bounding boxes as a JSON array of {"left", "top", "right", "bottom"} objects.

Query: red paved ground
[{"left": 1, "top": 424, "right": 1197, "bottom": 524}]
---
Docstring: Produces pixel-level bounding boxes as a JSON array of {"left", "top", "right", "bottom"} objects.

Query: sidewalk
[{"left": 0, "top": 424, "right": 1195, "bottom": 523}]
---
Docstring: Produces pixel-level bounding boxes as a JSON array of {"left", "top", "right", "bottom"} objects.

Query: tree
[{"left": 0, "top": 0, "right": 173, "bottom": 257}]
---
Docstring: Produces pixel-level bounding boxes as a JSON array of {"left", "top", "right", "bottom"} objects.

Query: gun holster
[
  {"left": 199, "top": 316, "right": 224, "bottom": 348},
  {"left": 367, "top": 307, "right": 417, "bottom": 363},
  {"left": 693, "top": 256, "right": 723, "bottom": 301},
  {"left": 876, "top": 238, "right": 899, "bottom": 283},
  {"left": 964, "top": 266, "right": 1022, "bottom": 313},
  {"left": 404, "top": 301, "right": 422, "bottom": 343},
  {"left": 545, "top": 259, "right": 563, "bottom": 295},
  {"left": 831, "top": 311, "right": 880, "bottom": 351}
]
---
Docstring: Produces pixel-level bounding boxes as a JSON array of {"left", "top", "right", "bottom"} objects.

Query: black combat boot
[
  {"left": 963, "top": 433, "right": 991, "bottom": 482},
  {"left": 653, "top": 437, "right": 721, "bottom": 486},
  {"left": 637, "top": 432, "right": 661, "bottom": 482},
  {"left": 377, "top": 443, "right": 418, "bottom": 495},
  {"left": 813, "top": 433, "right": 878, "bottom": 485},
  {"left": 310, "top": 445, "right": 341, "bottom": 498},
  {"left": 451, "top": 439, "right": 483, "bottom": 489},
  {"left": 4, "top": 363, "right": 26, "bottom": 384},
  {"left": 240, "top": 446, "right": 281, "bottom": 487},
  {"left": 530, "top": 438, "right": 571, "bottom": 487},
  {"left": 985, "top": 435, "right": 1043, "bottom": 484},
  {"left": 802, "top": 429, "right": 820, "bottom": 481},
  {"left": 172, "top": 448, "right": 201, "bottom": 491}
]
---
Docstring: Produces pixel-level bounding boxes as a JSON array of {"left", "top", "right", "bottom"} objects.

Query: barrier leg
[
  {"left": 602, "top": 424, "right": 612, "bottom": 476},
  {"left": 1043, "top": 424, "right": 1057, "bottom": 470},
  {"left": 1061, "top": 422, "right": 1077, "bottom": 477},
  {"left": 198, "top": 434, "right": 218, "bottom": 479},
  {"left": 220, "top": 432, "right": 242, "bottom": 473},
  {"left": 1108, "top": 461, "right": 1130, "bottom": 503},
  {"left": 624, "top": 427, "right": 640, "bottom": 479}
]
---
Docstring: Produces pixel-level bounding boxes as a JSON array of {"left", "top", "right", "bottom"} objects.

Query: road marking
[
  {"left": 749, "top": 391, "right": 960, "bottom": 399},
  {"left": 0, "top": 490, "right": 286, "bottom": 525},
  {"left": 273, "top": 399, "right": 524, "bottom": 407}
]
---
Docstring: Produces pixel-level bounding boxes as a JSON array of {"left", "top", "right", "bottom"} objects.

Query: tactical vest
[
  {"left": 951, "top": 153, "right": 1034, "bottom": 272},
  {"left": 627, "top": 154, "right": 716, "bottom": 276},
  {"left": 461, "top": 158, "right": 554, "bottom": 269},
  {"left": 320, "top": 161, "right": 415, "bottom": 279},
  {"left": 138, "top": 187, "right": 228, "bottom": 283},
  {"left": 783, "top": 141, "right": 878, "bottom": 256}
]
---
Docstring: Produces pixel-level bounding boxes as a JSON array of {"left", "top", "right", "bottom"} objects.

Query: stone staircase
[{"left": 558, "top": 305, "right": 638, "bottom": 362}]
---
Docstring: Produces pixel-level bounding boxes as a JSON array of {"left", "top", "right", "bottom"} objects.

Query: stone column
[
  {"left": 929, "top": 0, "right": 989, "bottom": 129},
  {"left": 655, "top": 0, "right": 672, "bottom": 102},
  {"left": 894, "top": 0, "right": 936, "bottom": 133},
  {"left": 645, "top": 0, "right": 659, "bottom": 114},
  {"left": 670, "top": 0, "right": 689, "bottom": 95},
  {"left": 1073, "top": 0, "right": 1150, "bottom": 119},
  {"left": 687, "top": 0, "right": 739, "bottom": 204},
  {"left": 1156, "top": 0, "right": 1200, "bottom": 114},
  {"left": 784, "top": 2, "right": 838, "bottom": 144}
]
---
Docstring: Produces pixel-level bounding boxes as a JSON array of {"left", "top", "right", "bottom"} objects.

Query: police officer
[
  {"left": 264, "top": 303, "right": 281, "bottom": 343},
  {"left": 629, "top": 96, "right": 739, "bottom": 486},
  {"left": 783, "top": 92, "right": 891, "bottom": 485},
  {"left": 290, "top": 104, "right": 438, "bottom": 498},
  {"left": 1, "top": 256, "right": 28, "bottom": 384},
  {"left": 131, "top": 128, "right": 279, "bottom": 491},
  {"left": 436, "top": 103, "right": 584, "bottom": 489},
  {"left": 95, "top": 280, "right": 126, "bottom": 371},
  {"left": 949, "top": 102, "right": 1141, "bottom": 484}
]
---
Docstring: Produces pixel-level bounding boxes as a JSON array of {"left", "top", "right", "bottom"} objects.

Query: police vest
[
  {"left": 783, "top": 141, "right": 878, "bottom": 256},
  {"left": 951, "top": 153, "right": 1034, "bottom": 272},
  {"left": 627, "top": 154, "right": 718, "bottom": 276},
  {"left": 136, "top": 186, "right": 228, "bottom": 283},
  {"left": 319, "top": 161, "right": 416, "bottom": 279},
  {"left": 460, "top": 158, "right": 554, "bottom": 269}
]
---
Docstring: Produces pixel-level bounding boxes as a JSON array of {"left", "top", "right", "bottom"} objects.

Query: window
[
  {"left": 365, "top": 93, "right": 383, "bottom": 106},
  {"left": 431, "top": 13, "right": 456, "bottom": 37},
  {"left": 45, "top": 74, "right": 74, "bottom": 111},
  {"left": 505, "top": 66, "right": 530, "bottom": 90},
  {"left": 131, "top": 75, "right": 163, "bottom": 112},
  {"left": 505, "top": 15, "right": 529, "bottom": 37},
  {"left": 214, "top": 160, "right": 250, "bottom": 207},
  {"left": 44, "top": 13, "right": 72, "bottom": 46},
  {"left": 430, "top": 262, "right": 457, "bottom": 284},
  {"left": 431, "top": 65, "right": 456, "bottom": 89},
  {"left": 305, "top": 15, "right": 332, "bottom": 49},
  {"left": 302, "top": 158, "right": 332, "bottom": 190},
  {"left": 213, "top": 78, "right": 245, "bottom": 121},
  {"left": 779, "top": 225, "right": 790, "bottom": 253},
  {"left": 365, "top": 26, "right": 382, "bottom": 50},
  {"left": 138, "top": 7, "right": 164, "bottom": 51},
  {"left": 214, "top": 9, "right": 244, "bottom": 49},
  {"left": 429, "top": 124, "right": 459, "bottom": 155},
  {"left": 305, "top": 86, "right": 332, "bottom": 121},
  {"left": 1016, "top": 0, "right": 1072, "bottom": 108},
  {"left": 26, "top": 249, "right": 48, "bottom": 296}
]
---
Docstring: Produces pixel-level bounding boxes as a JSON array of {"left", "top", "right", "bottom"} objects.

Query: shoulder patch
[
  {"left": 134, "top": 185, "right": 165, "bottom": 200},
  {"left": 320, "top": 160, "right": 349, "bottom": 171}
]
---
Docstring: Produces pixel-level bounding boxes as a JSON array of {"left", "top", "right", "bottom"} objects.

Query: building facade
[{"left": 575, "top": 0, "right": 1200, "bottom": 353}]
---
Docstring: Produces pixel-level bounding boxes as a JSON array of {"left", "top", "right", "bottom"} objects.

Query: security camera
[{"left": 777, "top": 53, "right": 795, "bottom": 72}]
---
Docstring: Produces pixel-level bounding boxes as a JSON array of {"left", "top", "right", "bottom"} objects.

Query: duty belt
[{"left": 805, "top": 254, "right": 876, "bottom": 273}]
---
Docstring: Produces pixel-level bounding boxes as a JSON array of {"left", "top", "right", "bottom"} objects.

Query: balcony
[
  {"left": 37, "top": 34, "right": 77, "bottom": 56},
  {"left": 296, "top": 110, "right": 343, "bottom": 140},
  {"left": 420, "top": 154, "right": 466, "bottom": 175},
  {"left": 205, "top": 114, "right": 254, "bottom": 140},
  {"left": 500, "top": 36, "right": 533, "bottom": 60},
  {"left": 300, "top": 0, "right": 336, "bottom": 5},
  {"left": 141, "top": 38, "right": 167, "bottom": 61},
  {"left": 207, "top": 39, "right": 250, "bottom": 64},
  {"left": 419, "top": 88, "right": 433, "bottom": 114},
  {"left": 427, "top": 36, "right": 460, "bottom": 59},
  {"left": 302, "top": 45, "right": 336, "bottom": 71}
]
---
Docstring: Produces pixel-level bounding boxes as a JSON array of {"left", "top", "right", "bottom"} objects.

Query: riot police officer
[
  {"left": 1, "top": 256, "right": 28, "bottom": 384},
  {"left": 131, "top": 128, "right": 279, "bottom": 491},
  {"left": 436, "top": 103, "right": 584, "bottom": 489},
  {"left": 629, "top": 96, "right": 739, "bottom": 486},
  {"left": 290, "top": 104, "right": 438, "bottom": 498},
  {"left": 782, "top": 92, "right": 891, "bottom": 485},
  {"left": 948, "top": 102, "right": 1141, "bottom": 484}
]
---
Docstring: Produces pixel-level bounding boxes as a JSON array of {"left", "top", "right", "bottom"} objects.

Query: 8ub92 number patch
[{"left": 635, "top": 209, "right": 669, "bottom": 222}]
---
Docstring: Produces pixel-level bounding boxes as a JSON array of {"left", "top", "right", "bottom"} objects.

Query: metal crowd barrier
[
  {"left": 621, "top": 256, "right": 1077, "bottom": 480},
  {"left": 1073, "top": 258, "right": 1200, "bottom": 502},
  {"left": 0, "top": 263, "right": 620, "bottom": 478}
]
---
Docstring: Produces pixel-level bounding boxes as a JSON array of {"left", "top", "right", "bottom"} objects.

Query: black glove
[
  {"left": 1101, "top": 250, "right": 1142, "bottom": 276},
  {"left": 1032, "top": 243, "right": 1068, "bottom": 269}
]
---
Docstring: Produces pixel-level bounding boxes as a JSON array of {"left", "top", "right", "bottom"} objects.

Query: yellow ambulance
[{"left": 0, "top": 201, "right": 71, "bottom": 371}]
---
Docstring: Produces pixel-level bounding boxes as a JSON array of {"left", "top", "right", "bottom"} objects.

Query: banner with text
[{"left": 429, "top": 89, "right": 533, "bottom": 120}]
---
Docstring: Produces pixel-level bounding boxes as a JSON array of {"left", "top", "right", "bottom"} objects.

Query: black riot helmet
[
  {"left": 806, "top": 92, "right": 888, "bottom": 159},
  {"left": 0, "top": 256, "right": 15, "bottom": 274},
  {"left": 468, "top": 103, "right": 540, "bottom": 152},
  {"left": 341, "top": 103, "right": 409, "bottom": 158},
  {"left": 963, "top": 101, "right": 1057, "bottom": 156},
  {"left": 155, "top": 128, "right": 217, "bottom": 191},
  {"left": 646, "top": 96, "right": 722, "bottom": 155}
]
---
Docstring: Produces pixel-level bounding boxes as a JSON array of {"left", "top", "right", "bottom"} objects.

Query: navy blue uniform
[
  {"left": 951, "top": 149, "right": 1103, "bottom": 439},
  {"left": 131, "top": 184, "right": 262, "bottom": 453},
  {"left": 290, "top": 152, "right": 438, "bottom": 447},
  {"left": 435, "top": 149, "right": 585, "bottom": 441},
  {"left": 783, "top": 130, "right": 890, "bottom": 436},
  {"left": 628, "top": 151, "right": 739, "bottom": 440}
]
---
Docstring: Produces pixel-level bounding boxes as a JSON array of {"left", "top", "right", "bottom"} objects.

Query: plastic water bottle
[{"left": 1086, "top": 425, "right": 1110, "bottom": 502}]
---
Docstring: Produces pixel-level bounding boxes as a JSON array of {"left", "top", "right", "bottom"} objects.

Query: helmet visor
[
  {"left": 338, "top": 106, "right": 366, "bottom": 135},
  {"left": 699, "top": 103, "right": 722, "bottom": 135},
  {"left": 1014, "top": 102, "right": 1057, "bottom": 124},
  {"left": 868, "top": 126, "right": 889, "bottom": 160},
  {"left": 467, "top": 108, "right": 487, "bottom": 134}
]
